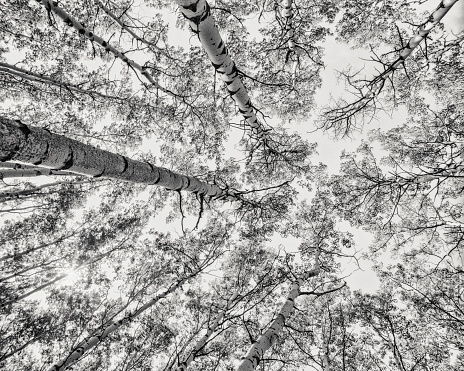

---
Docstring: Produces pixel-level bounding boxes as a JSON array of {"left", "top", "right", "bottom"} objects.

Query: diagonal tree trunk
[
  {"left": 0, "top": 117, "right": 241, "bottom": 201},
  {"left": 0, "top": 62, "right": 123, "bottom": 101},
  {"left": 0, "top": 168, "right": 73, "bottom": 179},
  {"left": 323, "top": 0, "right": 460, "bottom": 134},
  {"left": 175, "top": 291, "right": 240, "bottom": 370},
  {"left": 174, "top": 0, "right": 269, "bottom": 142},
  {"left": 36, "top": 0, "right": 177, "bottom": 98},
  {"left": 47, "top": 268, "right": 202, "bottom": 371},
  {"left": 237, "top": 249, "right": 320, "bottom": 371}
]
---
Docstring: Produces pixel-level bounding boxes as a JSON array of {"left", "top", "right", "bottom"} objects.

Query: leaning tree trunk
[
  {"left": 0, "top": 62, "right": 122, "bottom": 100},
  {"left": 36, "top": 0, "right": 170, "bottom": 95},
  {"left": 47, "top": 269, "right": 201, "bottom": 371},
  {"left": 0, "top": 117, "right": 242, "bottom": 202},
  {"left": 176, "top": 291, "right": 240, "bottom": 370},
  {"left": 362, "top": 0, "right": 460, "bottom": 100},
  {"left": 175, "top": 0, "right": 269, "bottom": 142},
  {"left": 237, "top": 249, "right": 320, "bottom": 371},
  {"left": 323, "top": 0, "right": 460, "bottom": 133}
]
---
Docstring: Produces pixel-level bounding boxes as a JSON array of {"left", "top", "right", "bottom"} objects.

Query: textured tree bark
[
  {"left": 47, "top": 271, "right": 197, "bottom": 371},
  {"left": 176, "top": 291, "right": 240, "bottom": 370},
  {"left": 0, "top": 168, "right": 73, "bottom": 178},
  {"left": 0, "top": 117, "right": 240, "bottom": 201},
  {"left": 237, "top": 251, "right": 320, "bottom": 371},
  {"left": 175, "top": 0, "right": 268, "bottom": 140}
]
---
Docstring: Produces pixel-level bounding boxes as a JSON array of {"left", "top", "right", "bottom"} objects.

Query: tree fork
[{"left": 0, "top": 117, "right": 240, "bottom": 201}]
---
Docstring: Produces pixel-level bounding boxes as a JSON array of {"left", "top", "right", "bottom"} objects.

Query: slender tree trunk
[
  {"left": 94, "top": 0, "right": 163, "bottom": 52},
  {"left": 175, "top": 0, "right": 268, "bottom": 141},
  {"left": 0, "top": 179, "right": 97, "bottom": 199},
  {"left": 47, "top": 269, "right": 201, "bottom": 371},
  {"left": 1, "top": 273, "right": 67, "bottom": 307},
  {"left": 2, "top": 242, "right": 126, "bottom": 307},
  {"left": 0, "top": 168, "right": 73, "bottom": 178},
  {"left": 362, "top": 0, "right": 460, "bottom": 101},
  {"left": 0, "top": 117, "right": 242, "bottom": 201},
  {"left": 282, "top": 0, "right": 295, "bottom": 52},
  {"left": 36, "top": 0, "right": 171, "bottom": 95},
  {"left": 324, "top": 0, "right": 460, "bottom": 132},
  {"left": 0, "top": 62, "right": 123, "bottom": 100},
  {"left": 0, "top": 231, "right": 77, "bottom": 262},
  {"left": 237, "top": 250, "right": 320, "bottom": 371},
  {"left": 176, "top": 291, "right": 240, "bottom": 370}
]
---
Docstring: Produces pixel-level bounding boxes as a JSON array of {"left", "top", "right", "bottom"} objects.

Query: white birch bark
[
  {"left": 36, "top": 0, "right": 170, "bottom": 95},
  {"left": 282, "top": 0, "right": 295, "bottom": 52},
  {"left": 47, "top": 271, "right": 198, "bottom": 371},
  {"left": 237, "top": 250, "right": 320, "bottom": 371},
  {"left": 360, "top": 0, "right": 459, "bottom": 103},
  {"left": 0, "top": 117, "right": 242, "bottom": 202},
  {"left": 176, "top": 291, "right": 240, "bottom": 370},
  {"left": 174, "top": 0, "right": 268, "bottom": 141},
  {"left": 0, "top": 168, "right": 73, "bottom": 178}
]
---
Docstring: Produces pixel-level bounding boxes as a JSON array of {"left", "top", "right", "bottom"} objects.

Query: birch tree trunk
[
  {"left": 324, "top": 0, "right": 460, "bottom": 133},
  {"left": 175, "top": 291, "right": 240, "bottom": 370},
  {"left": 36, "top": 0, "right": 171, "bottom": 95},
  {"left": 174, "top": 0, "right": 268, "bottom": 141},
  {"left": 0, "top": 117, "right": 241, "bottom": 201},
  {"left": 237, "top": 250, "right": 320, "bottom": 371},
  {"left": 47, "top": 270, "right": 200, "bottom": 371},
  {"left": 362, "top": 0, "right": 460, "bottom": 101},
  {"left": 282, "top": 0, "right": 295, "bottom": 52},
  {"left": 0, "top": 62, "right": 122, "bottom": 100}
]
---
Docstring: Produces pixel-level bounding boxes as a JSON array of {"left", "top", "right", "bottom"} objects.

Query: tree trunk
[
  {"left": 0, "top": 62, "right": 122, "bottom": 100},
  {"left": 361, "top": 0, "right": 459, "bottom": 101},
  {"left": 36, "top": 0, "right": 167, "bottom": 94},
  {"left": 175, "top": 0, "right": 268, "bottom": 141},
  {"left": 176, "top": 291, "right": 240, "bottom": 370},
  {"left": 237, "top": 250, "right": 320, "bottom": 371},
  {"left": 0, "top": 117, "right": 241, "bottom": 201},
  {"left": 282, "top": 0, "right": 295, "bottom": 52},
  {"left": 47, "top": 269, "right": 200, "bottom": 371}
]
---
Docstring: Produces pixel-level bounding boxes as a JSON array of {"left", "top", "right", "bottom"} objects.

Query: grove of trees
[{"left": 0, "top": 0, "right": 463, "bottom": 370}]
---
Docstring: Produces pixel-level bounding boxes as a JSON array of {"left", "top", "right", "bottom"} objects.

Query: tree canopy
[{"left": 0, "top": 0, "right": 463, "bottom": 370}]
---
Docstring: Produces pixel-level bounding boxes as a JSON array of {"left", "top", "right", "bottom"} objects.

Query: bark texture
[
  {"left": 175, "top": 0, "right": 267, "bottom": 140},
  {"left": 0, "top": 117, "right": 239, "bottom": 201},
  {"left": 237, "top": 251, "right": 320, "bottom": 371}
]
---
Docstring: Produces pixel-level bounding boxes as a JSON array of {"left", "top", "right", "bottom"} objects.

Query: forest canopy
[{"left": 0, "top": 0, "right": 463, "bottom": 370}]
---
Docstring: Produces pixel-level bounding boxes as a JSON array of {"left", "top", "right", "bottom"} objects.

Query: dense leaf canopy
[{"left": 0, "top": 0, "right": 463, "bottom": 370}]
